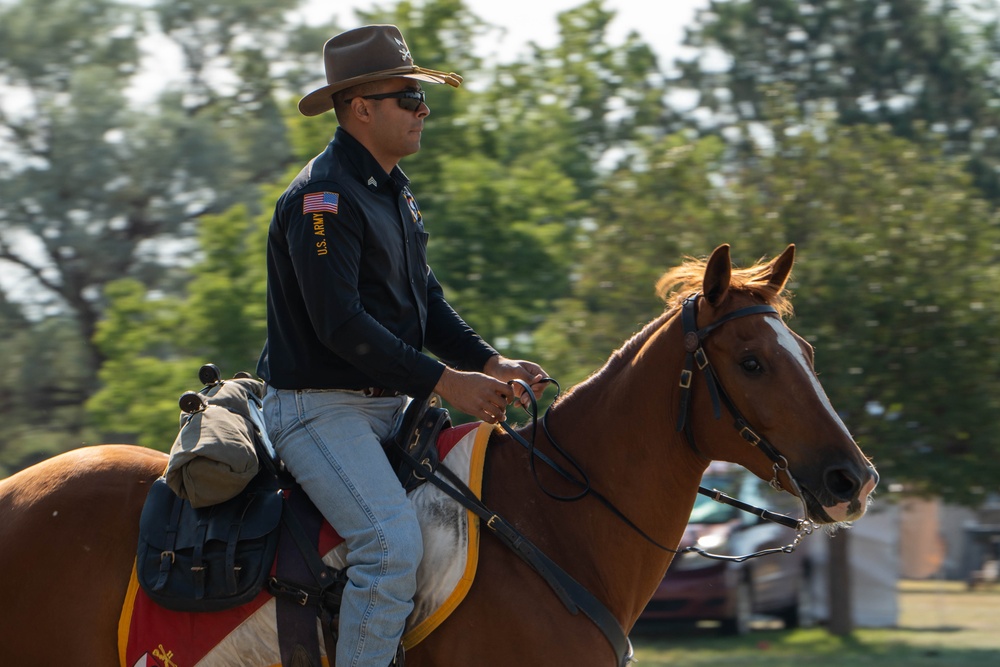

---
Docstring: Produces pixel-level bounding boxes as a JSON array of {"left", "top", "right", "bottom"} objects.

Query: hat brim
[{"left": 298, "top": 66, "right": 462, "bottom": 117}]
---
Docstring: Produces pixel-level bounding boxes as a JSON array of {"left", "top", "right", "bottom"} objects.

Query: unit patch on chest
[{"left": 403, "top": 189, "right": 422, "bottom": 224}]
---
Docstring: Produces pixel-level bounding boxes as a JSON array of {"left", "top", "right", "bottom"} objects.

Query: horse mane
[
  {"left": 654, "top": 253, "right": 794, "bottom": 318},
  {"left": 555, "top": 252, "right": 796, "bottom": 403}
]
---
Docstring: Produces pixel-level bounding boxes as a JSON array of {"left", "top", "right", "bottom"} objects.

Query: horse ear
[
  {"left": 766, "top": 244, "right": 796, "bottom": 293},
  {"left": 703, "top": 244, "right": 732, "bottom": 305}
]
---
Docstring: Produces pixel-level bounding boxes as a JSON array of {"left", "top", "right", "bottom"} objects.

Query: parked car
[{"left": 639, "top": 464, "right": 815, "bottom": 634}]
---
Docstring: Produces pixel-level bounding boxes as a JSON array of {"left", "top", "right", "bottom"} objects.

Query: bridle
[
  {"left": 406, "top": 293, "right": 820, "bottom": 667},
  {"left": 674, "top": 292, "right": 818, "bottom": 552},
  {"left": 500, "top": 292, "right": 818, "bottom": 561},
  {"left": 677, "top": 293, "right": 797, "bottom": 494}
]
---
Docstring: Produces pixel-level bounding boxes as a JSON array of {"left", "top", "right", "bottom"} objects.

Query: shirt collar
[{"left": 333, "top": 127, "right": 410, "bottom": 193}]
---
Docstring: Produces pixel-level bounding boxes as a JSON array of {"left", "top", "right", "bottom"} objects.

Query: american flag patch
[{"left": 303, "top": 191, "right": 339, "bottom": 214}]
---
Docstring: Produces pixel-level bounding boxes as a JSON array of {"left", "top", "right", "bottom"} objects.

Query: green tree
[
  {"left": 534, "top": 133, "right": 743, "bottom": 383},
  {"left": 0, "top": 0, "right": 299, "bottom": 376},
  {"left": 673, "top": 0, "right": 1000, "bottom": 198},
  {"left": 421, "top": 0, "right": 671, "bottom": 355},
  {"left": 727, "top": 120, "right": 1000, "bottom": 505},
  {"left": 0, "top": 308, "right": 99, "bottom": 475},
  {"left": 87, "top": 200, "right": 271, "bottom": 449},
  {"left": 0, "top": 0, "right": 308, "bottom": 463}
]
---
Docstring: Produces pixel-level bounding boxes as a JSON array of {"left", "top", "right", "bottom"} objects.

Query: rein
[
  {"left": 499, "top": 398, "right": 812, "bottom": 564},
  {"left": 400, "top": 294, "right": 818, "bottom": 666},
  {"left": 499, "top": 292, "right": 817, "bottom": 563}
]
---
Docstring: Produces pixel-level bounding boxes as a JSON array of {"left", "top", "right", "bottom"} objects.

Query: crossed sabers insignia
[
  {"left": 153, "top": 644, "right": 178, "bottom": 667},
  {"left": 394, "top": 38, "right": 411, "bottom": 62}
]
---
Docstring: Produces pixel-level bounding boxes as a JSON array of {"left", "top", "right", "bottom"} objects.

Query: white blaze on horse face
[
  {"left": 765, "top": 318, "right": 870, "bottom": 521},
  {"left": 764, "top": 318, "right": 852, "bottom": 439}
]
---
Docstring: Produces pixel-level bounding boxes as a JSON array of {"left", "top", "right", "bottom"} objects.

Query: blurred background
[{"left": 2, "top": 0, "right": 999, "bottom": 656}]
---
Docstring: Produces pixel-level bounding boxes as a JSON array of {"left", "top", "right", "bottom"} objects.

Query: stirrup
[{"left": 388, "top": 643, "right": 405, "bottom": 666}]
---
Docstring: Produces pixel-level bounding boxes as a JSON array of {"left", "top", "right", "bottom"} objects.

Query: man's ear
[{"left": 353, "top": 98, "right": 373, "bottom": 122}]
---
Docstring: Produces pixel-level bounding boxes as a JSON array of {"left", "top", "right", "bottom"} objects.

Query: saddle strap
[
  {"left": 395, "top": 446, "right": 633, "bottom": 667},
  {"left": 225, "top": 520, "right": 241, "bottom": 593},
  {"left": 192, "top": 520, "right": 209, "bottom": 599},
  {"left": 153, "top": 494, "right": 184, "bottom": 592},
  {"left": 274, "top": 490, "right": 342, "bottom": 666}
]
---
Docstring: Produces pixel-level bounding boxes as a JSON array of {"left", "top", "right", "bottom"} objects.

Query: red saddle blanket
[{"left": 119, "top": 421, "right": 489, "bottom": 667}]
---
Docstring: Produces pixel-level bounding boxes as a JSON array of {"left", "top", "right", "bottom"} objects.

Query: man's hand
[
  {"left": 433, "top": 367, "right": 513, "bottom": 424},
  {"left": 483, "top": 355, "right": 549, "bottom": 408}
]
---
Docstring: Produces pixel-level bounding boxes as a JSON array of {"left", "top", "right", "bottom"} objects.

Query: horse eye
[{"left": 740, "top": 357, "right": 763, "bottom": 374}]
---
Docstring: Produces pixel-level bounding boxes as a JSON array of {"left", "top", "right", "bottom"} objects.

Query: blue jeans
[{"left": 263, "top": 386, "right": 420, "bottom": 667}]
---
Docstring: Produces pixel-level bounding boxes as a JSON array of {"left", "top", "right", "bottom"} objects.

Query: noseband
[{"left": 676, "top": 293, "right": 795, "bottom": 491}]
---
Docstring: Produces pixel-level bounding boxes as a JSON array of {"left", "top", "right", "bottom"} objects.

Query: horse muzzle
[{"left": 801, "top": 464, "right": 879, "bottom": 524}]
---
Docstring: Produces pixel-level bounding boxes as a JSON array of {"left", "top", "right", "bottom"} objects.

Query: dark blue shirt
[{"left": 256, "top": 128, "right": 496, "bottom": 397}]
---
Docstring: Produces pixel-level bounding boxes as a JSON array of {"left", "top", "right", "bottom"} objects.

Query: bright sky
[
  {"left": 301, "top": 0, "right": 708, "bottom": 69},
  {"left": 128, "top": 1, "right": 710, "bottom": 102}
]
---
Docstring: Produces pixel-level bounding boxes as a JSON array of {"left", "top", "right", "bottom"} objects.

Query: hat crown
[{"left": 324, "top": 25, "right": 413, "bottom": 85}]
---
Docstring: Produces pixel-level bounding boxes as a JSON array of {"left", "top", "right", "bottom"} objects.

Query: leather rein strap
[
  {"left": 396, "top": 295, "right": 813, "bottom": 667},
  {"left": 394, "top": 444, "right": 635, "bottom": 667}
]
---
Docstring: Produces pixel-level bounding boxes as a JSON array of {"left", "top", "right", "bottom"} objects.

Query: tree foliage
[
  {"left": 724, "top": 118, "right": 1000, "bottom": 505},
  {"left": 673, "top": 0, "right": 1000, "bottom": 198},
  {"left": 2, "top": 0, "right": 1000, "bottom": 508},
  {"left": 87, "top": 201, "right": 270, "bottom": 449},
  {"left": 0, "top": 0, "right": 299, "bottom": 382}
]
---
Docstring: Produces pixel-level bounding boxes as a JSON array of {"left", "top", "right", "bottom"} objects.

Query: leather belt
[{"left": 361, "top": 387, "right": 402, "bottom": 398}]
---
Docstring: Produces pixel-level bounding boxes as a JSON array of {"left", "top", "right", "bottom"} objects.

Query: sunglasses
[{"left": 346, "top": 90, "right": 427, "bottom": 112}]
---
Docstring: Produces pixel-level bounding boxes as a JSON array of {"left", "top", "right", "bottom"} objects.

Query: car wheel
[
  {"left": 720, "top": 578, "right": 753, "bottom": 635},
  {"left": 780, "top": 567, "right": 816, "bottom": 629}
]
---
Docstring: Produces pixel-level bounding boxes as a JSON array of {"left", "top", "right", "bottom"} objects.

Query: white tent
[{"left": 807, "top": 500, "right": 900, "bottom": 627}]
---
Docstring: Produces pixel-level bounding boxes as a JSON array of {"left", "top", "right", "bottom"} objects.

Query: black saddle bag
[
  {"left": 137, "top": 469, "right": 284, "bottom": 612},
  {"left": 137, "top": 366, "right": 289, "bottom": 612}
]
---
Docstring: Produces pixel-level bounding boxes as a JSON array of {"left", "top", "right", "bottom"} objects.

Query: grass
[{"left": 630, "top": 580, "right": 1000, "bottom": 666}]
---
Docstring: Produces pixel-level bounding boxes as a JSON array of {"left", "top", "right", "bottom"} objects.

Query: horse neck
[
  {"left": 509, "top": 309, "right": 709, "bottom": 625},
  {"left": 552, "top": 307, "right": 707, "bottom": 484}
]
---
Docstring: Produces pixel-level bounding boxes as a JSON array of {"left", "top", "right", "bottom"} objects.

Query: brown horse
[{"left": 0, "top": 244, "right": 877, "bottom": 666}]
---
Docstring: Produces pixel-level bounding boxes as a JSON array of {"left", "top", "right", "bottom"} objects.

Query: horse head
[{"left": 659, "top": 243, "right": 878, "bottom": 525}]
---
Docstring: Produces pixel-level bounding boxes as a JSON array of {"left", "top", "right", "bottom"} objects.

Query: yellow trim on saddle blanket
[
  {"left": 401, "top": 421, "right": 492, "bottom": 649},
  {"left": 116, "top": 421, "right": 494, "bottom": 664},
  {"left": 118, "top": 560, "right": 141, "bottom": 667}
]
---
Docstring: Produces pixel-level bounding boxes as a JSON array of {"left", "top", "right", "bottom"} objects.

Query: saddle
[
  {"left": 385, "top": 393, "right": 452, "bottom": 492},
  {"left": 136, "top": 365, "right": 451, "bottom": 665}
]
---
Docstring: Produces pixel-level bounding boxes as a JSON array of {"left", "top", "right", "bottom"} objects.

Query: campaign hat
[{"left": 298, "top": 24, "right": 462, "bottom": 117}]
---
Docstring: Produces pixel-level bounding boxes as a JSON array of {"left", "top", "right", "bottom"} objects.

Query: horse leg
[{"left": 0, "top": 445, "right": 165, "bottom": 667}]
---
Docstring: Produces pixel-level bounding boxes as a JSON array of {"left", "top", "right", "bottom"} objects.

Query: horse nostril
[{"left": 824, "top": 466, "right": 861, "bottom": 502}]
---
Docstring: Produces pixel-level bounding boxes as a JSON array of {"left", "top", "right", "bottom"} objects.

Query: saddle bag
[
  {"left": 136, "top": 470, "right": 284, "bottom": 612},
  {"left": 137, "top": 365, "right": 286, "bottom": 612}
]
